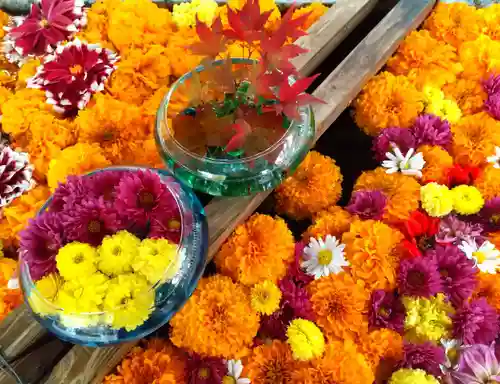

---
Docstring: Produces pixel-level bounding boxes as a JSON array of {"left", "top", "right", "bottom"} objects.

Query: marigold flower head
[
  {"left": 418, "top": 145, "right": 454, "bottom": 184},
  {"left": 424, "top": 98, "right": 462, "bottom": 124},
  {"left": 342, "top": 219, "right": 404, "bottom": 291},
  {"left": 473, "top": 272, "right": 500, "bottom": 311},
  {"left": 215, "top": 213, "right": 294, "bottom": 286},
  {"left": 354, "top": 71, "right": 424, "bottom": 136},
  {"left": 170, "top": 275, "right": 259, "bottom": 359},
  {"left": 451, "top": 185, "right": 484, "bottom": 215},
  {"left": 251, "top": 280, "right": 281, "bottom": 315},
  {"left": 302, "top": 205, "right": 351, "bottom": 241},
  {"left": 0, "top": 11, "right": 9, "bottom": 40},
  {"left": 308, "top": 272, "right": 369, "bottom": 340},
  {"left": 291, "top": 3, "right": 328, "bottom": 31},
  {"left": 420, "top": 182, "right": 454, "bottom": 218},
  {"left": 474, "top": 166, "right": 500, "bottom": 201},
  {"left": 166, "top": 28, "right": 203, "bottom": 77},
  {"left": 443, "top": 78, "right": 487, "bottom": 116},
  {"left": 407, "top": 67, "right": 457, "bottom": 90},
  {"left": 286, "top": 319, "right": 325, "bottom": 361},
  {"left": 358, "top": 328, "right": 403, "bottom": 379},
  {"left": 275, "top": 151, "right": 342, "bottom": 220},
  {"left": 459, "top": 34, "right": 500, "bottom": 80},
  {"left": 354, "top": 167, "right": 421, "bottom": 224},
  {"left": 389, "top": 368, "right": 439, "bottom": 384}
]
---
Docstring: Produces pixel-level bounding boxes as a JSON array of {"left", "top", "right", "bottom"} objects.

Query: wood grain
[{"left": 41, "top": 2, "right": 378, "bottom": 383}]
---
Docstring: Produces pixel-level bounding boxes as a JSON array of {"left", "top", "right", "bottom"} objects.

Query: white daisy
[
  {"left": 458, "top": 239, "right": 500, "bottom": 274},
  {"left": 382, "top": 147, "right": 425, "bottom": 178},
  {"left": 487, "top": 146, "right": 500, "bottom": 168},
  {"left": 223, "top": 360, "right": 250, "bottom": 384},
  {"left": 7, "top": 277, "right": 19, "bottom": 290},
  {"left": 302, "top": 235, "right": 349, "bottom": 279},
  {"left": 440, "top": 338, "right": 466, "bottom": 371}
]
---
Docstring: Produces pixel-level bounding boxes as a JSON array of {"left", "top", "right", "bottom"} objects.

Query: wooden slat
[{"left": 40, "top": 2, "right": 378, "bottom": 383}]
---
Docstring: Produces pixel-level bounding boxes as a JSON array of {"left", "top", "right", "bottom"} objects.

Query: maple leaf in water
[
  {"left": 225, "top": 118, "right": 253, "bottom": 152},
  {"left": 189, "top": 16, "right": 227, "bottom": 59},
  {"left": 224, "top": 0, "right": 272, "bottom": 45}
]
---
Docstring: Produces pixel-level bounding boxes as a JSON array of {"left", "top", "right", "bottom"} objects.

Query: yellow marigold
[
  {"left": 251, "top": 280, "right": 281, "bottom": 315},
  {"left": 275, "top": 151, "right": 343, "bottom": 220},
  {"left": 423, "top": 2, "right": 484, "bottom": 48},
  {"left": 214, "top": 213, "right": 294, "bottom": 286},
  {"left": 475, "top": 166, "right": 500, "bottom": 201},
  {"left": 418, "top": 145, "right": 454, "bottom": 184},
  {"left": 170, "top": 275, "right": 259, "bottom": 359},
  {"left": 389, "top": 369, "right": 439, "bottom": 384},
  {"left": 103, "top": 339, "right": 186, "bottom": 384},
  {"left": 302, "top": 205, "right": 352, "bottom": 241},
  {"left": 130, "top": 138, "right": 164, "bottom": 169},
  {"left": 243, "top": 340, "right": 297, "bottom": 384},
  {"left": 292, "top": 3, "right": 328, "bottom": 31},
  {"left": 47, "top": 143, "right": 111, "bottom": 190},
  {"left": 459, "top": 34, "right": 500, "bottom": 80},
  {"left": 342, "top": 219, "right": 404, "bottom": 291},
  {"left": 354, "top": 71, "right": 424, "bottom": 136},
  {"left": 354, "top": 167, "right": 421, "bottom": 224},
  {"left": 75, "top": 0, "right": 120, "bottom": 49},
  {"left": 443, "top": 78, "right": 487, "bottom": 116},
  {"left": 480, "top": 4, "right": 500, "bottom": 41},
  {"left": 286, "top": 319, "right": 325, "bottom": 361},
  {"left": 0, "top": 11, "right": 9, "bottom": 40},
  {"left": 172, "top": 0, "right": 218, "bottom": 28},
  {"left": 472, "top": 272, "right": 500, "bottom": 312},
  {"left": 76, "top": 94, "right": 149, "bottom": 163},
  {"left": 425, "top": 98, "right": 462, "bottom": 124},
  {"left": 308, "top": 272, "right": 369, "bottom": 341},
  {"left": 451, "top": 112, "right": 500, "bottom": 167},
  {"left": 20, "top": 141, "right": 62, "bottom": 181},
  {"left": 0, "top": 86, "right": 11, "bottom": 115},
  {"left": 420, "top": 182, "right": 454, "bottom": 218},
  {"left": 291, "top": 340, "right": 374, "bottom": 384},
  {"left": 16, "top": 58, "right": 41, "bottom": 88},
  {"left": 166, "top": 29, "right": 203, "bottom": 77},
  {"left": 24, "top": 111, "right": 77, "bottom": 151},
  {"left": 407, "top": 67, "right": 457, "bottom": 90}
]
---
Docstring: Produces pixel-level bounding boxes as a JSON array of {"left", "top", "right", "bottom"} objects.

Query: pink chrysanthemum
[
  {"left": 369, "top": 289, "right": 405, "bottom": 333},
  {"left": 480, "top": 197, "right": 500, "bottom": 233},
  {"left": 148, "top": 214, "right": 182, "bottom": 245},
  {"left": 0, "top": 146, "right": 34, "bottom": 208},
  {"left": 398, "top": 341, "right": 446, "bottom": 377},
  {"left": 485, "top": 93, "right": 500, "bottom": 120},
  {"left": 398, "top": 257, "right": 443, "bottom": 298},
  {"left": 453, "top": 298, "right": 499, "bottom": 345},
  {"left": 435, "top": 214, "right": 484, "bottom": 245},
  {"left": 372, "top": 126, "right": 416, "bottom": 162},
  {"left": 186, "top": 354, "right": 226, "bottom": 384},
  {"left": 346, "top": 190, "right": 387, "bottom": 220},
  {"left": 10, "top": 0, "right": 85, "bottom": 56},
  {"left": 451, "top": 343, "right": 500, "bottom": 384},
  {"left": 28, "top": 39, "right": 118, "bottom": 114},
  {"left": 411, "top": 114, "right": 452, "bottom": 149},
  {"left": 50, "top": 175, "right": 94, "bottom": 212},
  {"left": 87, "top": 170, "right": 125, "bottom": 202},
  {"left": 483, "top": 74, "right": 500, "bottom": 96}
]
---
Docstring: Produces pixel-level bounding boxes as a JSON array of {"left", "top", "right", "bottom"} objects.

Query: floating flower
[
  {"left": 368, "top": 289, "right": 405, "bottom": 333},
  {"left": 275, "top": 151, "right": 343, "bottom": 220},
  {"left": 436, "top": 214, "right": 483, "bottom": 245},
  {"left": 372, "top": 126, "right": 417, "bottom": 162},
  {"left": 420, "top": 182, "right": 454, "bottom": 218},
  {"left": 223, "top": 360, "right": 250, "bottom": 384},
  {"left": 133, "top": 238, "right": 179, "bottom": 284},
  {"left": 473, "top": 273, "right": 500, "bottom": 311},
  {"left": 49, "top": 175, "right": 94, "bottom": 212},
  {"left": 458, "top": 239, "right": 500, "bottom": 274},
  {"left": 28, "top": 39, "right": 118, "bottom": 114},
  {"left": 301, "top": 235, "right": 348, "bottom": 279},
  {"left": 215, "top": 213, "right": 294, "bottom": 286},
  {"left": 345, "top": 190, "right": 387, "bottom": 220},
  {"left": 398, "top": 341, "right": 446, "bottom": 377},
  {"left": 450, "top": 343, "right": 500, "bottom": 384},
  {"left": 302, "top": 206, "right": 352, "bottom": 241},
  {"left": 388, "top": 368, "right": 439, "bottom": 384},
  {"left": 411, "top": 114, "right": 452, "bottom": 149},
  {"left": 452, "top": 298, "right": 499, "bottom": 345},
  {"left": 398, "top": 257, "right": 442, "bottom": 298},
  {"left": 186, "top": 354, "right": 226, "bottom": 384},
  {"left": 487, "top": 146, "right": 500, "bottom": 168},
  {"left": 419, "top": 145, "right": 454, "bottom": 184},
  {"left": 170, "top": 275, "right": 259, "bottom": 359},
  {"left": 56, "top": 242, "right": 97, "bottom": 280},
  {"left": 29, "top": 272, "right": 61, "bottom": 317},
  {"left": 98, "top": 231, "right": 140, "bottom": 276},
  {"left": 286, "top": 319, "right": 325, "bottom": 361},
  {"left": 452, "top": 185, "right": 485, "bottom": 215},
  {"left": 0, "top": 146, "right": 34, "bottom": 208},
  {"left": 401, "top": 210, "right": 440, "bottom": 258},
  {"left": 382, "top": 147, "right": 425, "bottom": 178},
  {"left": 58, "top": 271, "right": 108, "bottom": 313},
  {"left": 244, "top": 340, "right": 296, "bottom": 384},
  {"left": 250, "top": 280, "right": 282, "bottom": 315}
]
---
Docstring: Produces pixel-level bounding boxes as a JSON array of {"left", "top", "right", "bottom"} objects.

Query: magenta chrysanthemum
[
  {"left": 372, "top": 126, "right": 416, "bottom": 161},
  {"left": 368, "top": 289, "right": 405, "bottom": 333},
  {"left": 186, "top": 354, "right": 226, "bottom": 384},
  {"left": 10, "top": 0, "right": 84, "bottom": 56},
  {"left": 480, "top": 197, "right": 500, "bottom": 233},
  {"left": 278, "top": 278, "right": 314, "bottom": 320},
  {"left": 281, "top": 242, "right": 314, "bottom": 287},
  {"left": 435, "top": 214, "right": 484, "bottom": 245},
  {"left": 410, "top": 114, "right": 452, "bottom": 149},
  {"left": 20, "top": 212, "right": 65, "bottom": 280},
  {"left": 148, "top": 214, "right": 182, "bottom": 245},
  {"left": 451, "top": 343, "right": 500, "bottom": 384},
  {"left": 483, "top": 74, "right": 500, "bottom": 96},
  {"left": 50, "top": 175, "right": 94, "bottom": 212},
  {"left": 425, "top": 245, "right": 477, "bottom": 307},
  {"left": 398, "top": 341, "right": 446, "bottom": 377},
  {"left": 453, "top": 298, "right": 499, "bottom": 345},
  {"left": 28, "top": 39, "right": 118, "bottom": 114},
  {"left": 87, "top": 170, "right": 125, "bottom": 202},
  {"left": 0, "top": 146, "right": 34, "bottom": 208},
  {"left": 398, "top": 257, "right": 443, "bottom": 298},
  {"left": 485, "top": 93, "right": 500, "bottom": 120},
  {"left": 346, "top": 190, "right": 387, "bottom": 220}
]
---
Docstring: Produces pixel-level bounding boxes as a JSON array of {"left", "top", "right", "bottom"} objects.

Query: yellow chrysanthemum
[
  {"left": 172, "top": 0, "right": 218, "bottom": 28},
  {"left": 98, "top": 231, "right": 141, "bottom": 276},
  {"left": 60, "top": 272, "right": 110, "bottom": 313},
  {"left": 451, "top": 185, "right": 484, "bottom": 215},
  {"left": 133, "top": 238, "right": 179, "bottom": 284},
  {"left": 389, "top": 369, "right": 439, "bottom": 384},
  {"left": 29, "top": 273, "right": 62, "bottom": 317},
  {"left": 422, "top": 85, "right": 445, "bottom": 105},
  {"left": 443, "top": 78, "right": 487, "bottom": 116},
  {"left": 286, "top": 319, "right": 325, "bottom": 361},
  {"left": 302, "top": 205, "right": 352, "bottom": 241},
  {"left": 480, "top": 4, "right": 500, "bottom": 41},
  {"left": 403, "top": 293, "right": 454, "bottom": 343},
  {"left": 56, "top": 242, "right": 98, "bottom": 280},
  {"left": 250, "top": 280, "right": 281, "bottom": 315},
  {"left": 418, "top": 145, "right": 454, "bottom": 184},
  {"left": 459, "top": 34, "right": 500, "bottom": 80},
  {"left": 425, "top": 98, "right": 462, "bottom": 124},
  {"left": 420, "top": 182, "right": 454, "bottom": 218}
]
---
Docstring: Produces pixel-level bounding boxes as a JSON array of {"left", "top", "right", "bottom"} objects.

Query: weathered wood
[{"left": 41, "top": 2, "right": 377, "bottom": 383}]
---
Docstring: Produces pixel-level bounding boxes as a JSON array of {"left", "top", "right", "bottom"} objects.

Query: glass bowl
[
  {"left": 155, "top": 58, "right": 315, "bottom": 197},
  {"left": 19, "top": 167, "right": 208, "bottom": 347}
]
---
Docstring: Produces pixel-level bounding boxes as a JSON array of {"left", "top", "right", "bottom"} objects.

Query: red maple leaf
[
  {"left": 275, "top": 5, "right": 312, "bottom": 41},
  {"left": 224, "top": 0, "right": 272, "bottom": 45},
  {"left": 225, "top": 118, "right": 253, "bottom": 152},
  {"left": 189, "top": 16, "right": 226, "bottom": 58},
  {"left": 260, "top": 36, "right": 308, "bottom": 75}
]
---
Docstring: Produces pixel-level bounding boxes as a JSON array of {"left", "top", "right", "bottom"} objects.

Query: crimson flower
[
  {"left": 10, "top": 0, "right": 85, "bottom": 56},
  {"left": 400, "top": 210, "right": 440, "bottom": 258},
  {"left": 444, "top": 164, "right": 481, "bottom": 188}
]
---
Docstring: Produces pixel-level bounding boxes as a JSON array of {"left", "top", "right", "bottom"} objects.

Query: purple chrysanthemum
[
  {"left": 410, "top": 114, "right": 452, "bottom": 149},
  {"left": 186, "top": 354, "right": 226, "bottom": 384},
  {"left": 483, "top": 74, "right": 500, "bottom": 96},
  {"left": 450, "top": 343, "right": 500, "bottom": 384},
  {"left": 259, "top": 309, "right": 290, "bottom": 341},
  {"left": 278, "top": 278, "right": 314, "bottom": 320},
  {"left": 87, "top": 170, "right": 126, "bottom": 202},
  {"left": 435, "top": 214, "right": 484, "bottom": 245},
  {"left": 372, "top": 127, "right": 416, "bottom": 162},
  {"left": 368, "top": 289, "right": 405, "bottom": 333},
  {"left": 63, "top": 198, "right": 123, "bottom": 246},
  {"left": 398, "top": 341, "right": 446, "bottom": 377},
  {"left": 398, "top": 257, "right": 443, "bottom": 298},
  {"left": 281, "top": 242, "right": 314, "bottom": 287},
  {"left": 453, "top": 298, "right": 499, "bottom": 345},
  {"left": 425, "top": 245, "right": 477, "bottom": 307},
  {"left": 20, "top": 212, "right": 65, "bottom": 280},
  {"left": 115, "top": 170, "right": 177, "bottom": 227},
  {"left": 148, "top": 214, "right": 182, "bottom": 245},
  {"left": 50, "top": 175, "right": 94, "bottom": 212},
  {"left": 485, "top": 93, "right": 500, "bottom": 120},
  {"left": 480, "top": 197, "right": 500, "bottom": 233},
  {"left": 346, "top": 190, "right": 387, "bottom": 220}
]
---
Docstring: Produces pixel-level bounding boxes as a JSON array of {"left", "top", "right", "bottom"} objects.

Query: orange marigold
[
  {"left": 130, "top": 138, "right": 164, "bottom": 169},
  {"left": 308, "top": 272, "right": 369, "bottom": 341},
  {"left": 16, "top": 58, "right": 41, "bottom": 89},
  {"left": 459, "top": 34, "right": 500, "bottom": 80},
  {"left": 20, "top": 141, "right": 63, "bottom": 180},
  {"left": 0, "top": 256, "right": 23, "bottom": 321},
  {"left": 291, "top": 340, "right": 374, "bottom": 384},
  {"left": 170, "top": 275, "right": 259, "bottom": 359},
  {"left": 443, "top": 78, "right": 487, "bottom": 116},
  {"left": 243, "top": 340, "right": 297, "bottom": 384},
  {"left": 472, "top": 273, "right": 500, "bottom": 312},
  {"left": 451, "top": 112, "right": 500, "bottom": 167},
  {"left": 354, "top": 167, "right": 421, "bottom": 225},
  {"left": 47, "top": 143, "right": 111, "bottom": 190},
  {"left": 292, "top": 3, "right": 328, "bottom": 31},
  {"left": 479, "top": 4, "right": 500, "bottom": 41},
  {"left": 302, "top": 205, "right": 352, "bottom": 241},
  {"left": 489, "top": 231, "right": 500, "bottom": 249},
  {"left": 0, "top": 86, "right": 11, "bottom": 115},
  {"left": 353, "top": 71, "right": 424, "bottom": 136},
  {"left": 423, "top": 2, "right": 484, "bottom": 48},
  {"left": 103, "top": 338, "right": 186, "bottom": 384},
  {"left": 275, "top": 151, "right": 343, "bottom": 220},
  {"left": 214, "top": 213, "right": 294, "bottom": 286},
  {"left": 0, "top": 10, "right": 9, "bottom": 40},
  {"left": 418, "top": 145, "right": 454, "bottom": 184},
  {"left": 475, "top": 166, "right": 500, "bottom": 202},
  {"left": 75, "top": 0, "right": 120, "bottom": 49},
  {"left": 76, "top": 94, "right": 149, "bottom": 163},
  {"left": 166, "top": 28, "right": 203, "bottom": 77},
  {"left": 407, "top": 67, "right": 457, "bottom": 91}
]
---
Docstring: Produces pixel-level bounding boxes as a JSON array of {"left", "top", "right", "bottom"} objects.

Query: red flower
[
  {"left": 444, "top": 164, "right": 482, "bottom": 188},
  {"left": 10, "top": 0, "right": 84, "bottom": 56},
  {"left": 401, "top": 210, "right": 440, "bottom": 258}
]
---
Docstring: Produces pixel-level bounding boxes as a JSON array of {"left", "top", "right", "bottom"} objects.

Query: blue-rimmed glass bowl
[
  {"left": 155, "top": 58, "right": 315, "bottom": 197},
  {"left": 19, "top": 166, "right": 208, "bottom": 347}
]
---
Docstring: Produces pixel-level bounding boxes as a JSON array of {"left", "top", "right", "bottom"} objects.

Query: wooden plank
[{"left": 41, "top": 2, "right": 377, "bottom": 383}]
